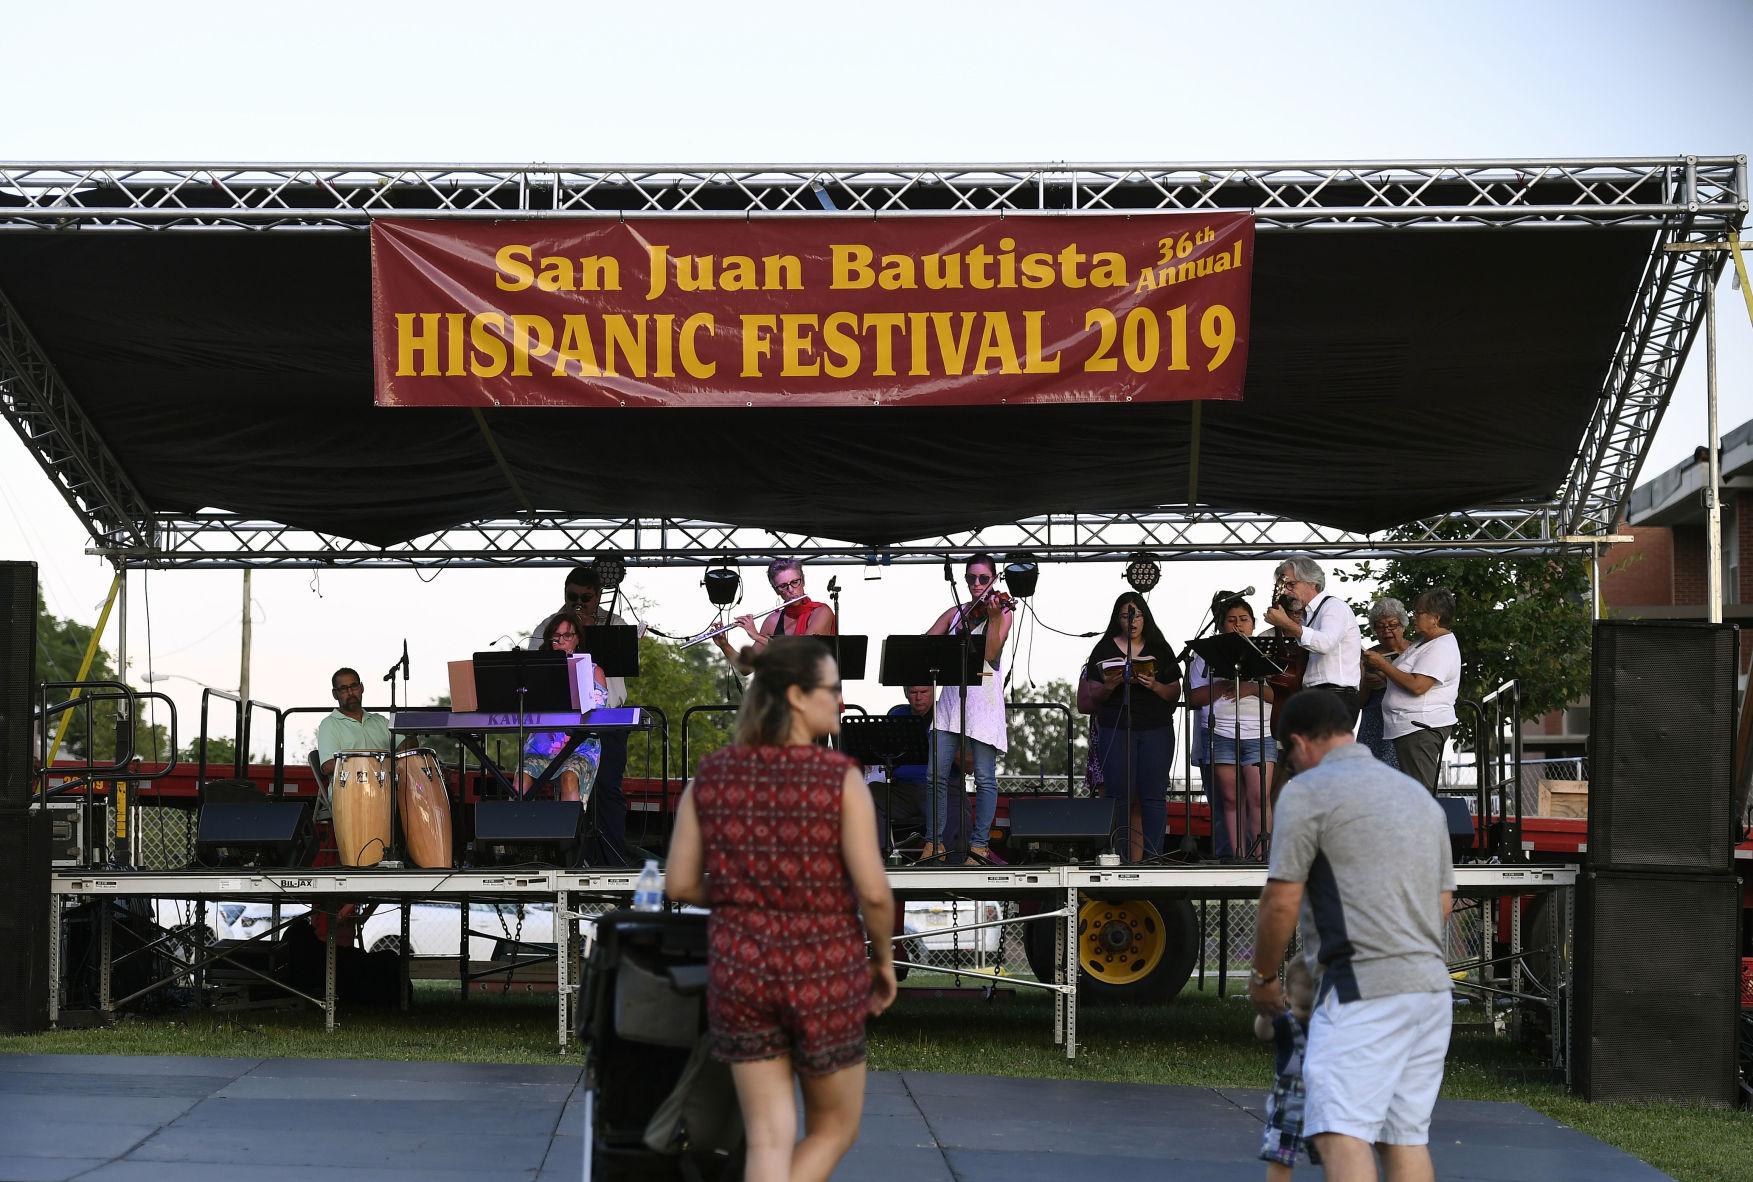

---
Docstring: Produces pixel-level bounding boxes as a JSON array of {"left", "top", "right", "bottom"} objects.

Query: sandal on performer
[
  {"left": 966, "top": 844, "right": 1006, "bottom": 866},
  {"left": 916, "top": 842, "right": 940, "bottom": 863}
]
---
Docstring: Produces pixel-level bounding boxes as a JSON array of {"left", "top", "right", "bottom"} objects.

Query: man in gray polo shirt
[{"left": 1249, "top": 689, "right": 1455, "bottom": 1182}]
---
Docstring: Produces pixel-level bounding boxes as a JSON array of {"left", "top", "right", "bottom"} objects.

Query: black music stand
[
  {"left": 840, "top": 713, "right": 931, "bottom": 858},
  {"left": 880, "top": 635, "right": 986, "bottom": 862},
  {"left": 1186, "top": 633, "right": 1282, "bottom": 861},
  {"left": 472, "top": 651, "right": 574, "bottom": 799},
  {"left": 830, "top": 635, "right": 869, "bottom": 680},
  {"left": 580, "top": 625, "right": 641, "bottom": 678}
]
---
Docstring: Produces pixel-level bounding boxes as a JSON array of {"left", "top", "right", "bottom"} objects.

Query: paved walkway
[{"left": 0, "top": 1054, "right": 1673, "bottom": 1181}]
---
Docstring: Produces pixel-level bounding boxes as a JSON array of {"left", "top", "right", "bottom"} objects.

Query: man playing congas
[{"left": 316, "top": 667, "right": 414, "bottom": 866}]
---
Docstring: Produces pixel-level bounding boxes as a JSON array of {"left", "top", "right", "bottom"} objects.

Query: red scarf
[{"left": 776, "top": 598, "right": 827, "bottom": 635}]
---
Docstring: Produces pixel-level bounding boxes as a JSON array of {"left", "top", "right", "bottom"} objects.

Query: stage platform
[
  {"left": 49, "top": 864, "right": 1576, "bottom": 1063},
  {"left": 0, "top": 1055, "right": 1671, "bottom": 1182}
]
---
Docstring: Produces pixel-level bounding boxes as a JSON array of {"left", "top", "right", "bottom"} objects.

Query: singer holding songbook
[
  {"left": 1077, "top": 592, "right": 1182, "bottom": 861},
  {"left": 1185, "top": 597, "right": 1275, "bottom": 857},
  {"left": 715, "top": 557, "right": 837, "bottom": 674}
]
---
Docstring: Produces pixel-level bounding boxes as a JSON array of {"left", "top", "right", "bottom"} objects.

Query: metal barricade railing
[
  {"left": 1456, "top": 679, "right": 1524, "bottom": 860},
  {"left": 36, "top": 681, "right": 181, "bottom": 868},
  {"left": 191, "top": 687, "right": 283, "bottom": 789}
]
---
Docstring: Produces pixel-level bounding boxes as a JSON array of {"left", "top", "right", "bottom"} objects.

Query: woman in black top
[{"left": 1076, "top": 592, "right": 1182, "bottom": 860}]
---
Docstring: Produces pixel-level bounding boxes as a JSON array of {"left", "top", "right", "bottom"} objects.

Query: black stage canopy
[{"left": 0, "top": 227, "right": 1650, "bottom": 548}]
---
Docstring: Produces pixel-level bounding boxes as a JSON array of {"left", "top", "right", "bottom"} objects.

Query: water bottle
[{"left": 632, "top": 859, "right": 664, "bottom": 912}]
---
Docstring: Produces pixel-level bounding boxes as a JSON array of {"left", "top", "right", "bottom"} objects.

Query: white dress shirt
[{"left": 1296, "top": 592, "right": 1362, "bottom": 690}]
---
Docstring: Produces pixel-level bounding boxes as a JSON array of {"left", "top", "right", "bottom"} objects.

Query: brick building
[{"left": 1524, "top": 415, "right": 1752, "bottom": 757}]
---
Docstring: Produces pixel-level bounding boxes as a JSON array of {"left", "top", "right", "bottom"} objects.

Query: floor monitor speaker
[
  {"left": 195, "top": 801, "right": 316, "bottom": 868},
  {"left": 1006, "top": 797, "right": 1119, "bottom": 861},
  {"left": 1589, "top": 621, "right": 1737, "bottom": 873},
  {"left": 472, "top": 800, "right": 583, "bottom": 866}
]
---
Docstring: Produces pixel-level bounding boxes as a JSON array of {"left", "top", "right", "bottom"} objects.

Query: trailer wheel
[{"left": 1022, "top": 893, "right": 1198, "bottom": 1004}]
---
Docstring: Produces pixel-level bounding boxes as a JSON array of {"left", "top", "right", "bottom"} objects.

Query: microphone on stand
[
  {"left": 400, "top": 639, "right": 410, "bottom": 680},
  {"left": 827, "top": 576, "right": 839, "bottom": 594},
  {"left": 1211, "top": 586, "right": 1255, "bottom": 603},
  {"left": 942, "top": 558, "right": 954, "bottom": 583}
]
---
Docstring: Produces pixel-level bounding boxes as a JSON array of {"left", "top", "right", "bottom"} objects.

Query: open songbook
[{"left": 1097, "top": 656, "right": 1156, "bottom": 680}]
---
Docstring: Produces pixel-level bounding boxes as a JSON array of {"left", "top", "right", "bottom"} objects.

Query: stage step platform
[{"left": 0, "top": 1055, "right": 1674, "bottom": 1182}]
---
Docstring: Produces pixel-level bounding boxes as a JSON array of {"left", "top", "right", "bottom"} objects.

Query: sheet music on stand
[
  {"left": 1186, "top": 632, "right": 1285, "bottom": 681},
  {"left": 580, "top": 625, "right": 640, "bottom": 677}
]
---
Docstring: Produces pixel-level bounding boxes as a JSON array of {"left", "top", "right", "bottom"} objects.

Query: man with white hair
[{"left": 1265, "top": 557, "right": 1364, "bottom": 728}]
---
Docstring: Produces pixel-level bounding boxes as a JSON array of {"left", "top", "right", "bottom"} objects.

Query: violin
[{"left": 968, "top": 589, "right": 1016, "bottom": 621}]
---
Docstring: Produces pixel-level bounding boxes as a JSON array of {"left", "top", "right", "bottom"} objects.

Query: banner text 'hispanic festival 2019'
[{"left": 370, "top": 214, "right": 1253, "bottom": 408}]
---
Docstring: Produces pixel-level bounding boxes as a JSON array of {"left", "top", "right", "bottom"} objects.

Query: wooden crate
[{"left": 1535, "top": 779, "right": 1589, "bottom": 819}]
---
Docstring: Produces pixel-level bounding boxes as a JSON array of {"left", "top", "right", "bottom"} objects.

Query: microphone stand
[
  {"left": 1120, "top": 606, "right": 1136, "bottom": 863},
  {"left": 1175, "top": 605, "right": 1223, "bottom": 861}
]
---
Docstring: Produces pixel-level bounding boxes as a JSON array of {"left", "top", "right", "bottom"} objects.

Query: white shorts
[{"left": 1302, "top": 988, "right": 1451, "bottom": 1146}]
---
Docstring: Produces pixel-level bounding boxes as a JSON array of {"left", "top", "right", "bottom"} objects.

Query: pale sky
[{"left": 3, "top": 0, "right": 1751, "bottom": 758}]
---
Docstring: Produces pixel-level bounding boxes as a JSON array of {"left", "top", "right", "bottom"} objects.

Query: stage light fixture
[
  {"left": 703, "top": 562, "right": 741, "bottom": 607},
  {"left": 1003, "top": 553, "right": 1039, "bottom": 599},
  {"left": 592, "top": 552, "right": 626, "bottom": 589},
  {"left": 1124, "top": 554, "right": 1161, "bottom": 594}
]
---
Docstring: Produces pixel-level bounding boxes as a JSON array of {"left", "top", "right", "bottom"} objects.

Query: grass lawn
[{"left": 2, "top": 981, "right": 1747, "bottom": 1182}]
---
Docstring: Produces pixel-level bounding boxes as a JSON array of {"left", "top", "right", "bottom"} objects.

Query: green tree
[
  {"left": 1004, "top": 678, "right": 1085, "bottom": 782},
  {"left": 628, "top": 635, "right": 739, "bottom": 779},
  {"left": 35, "top": 591, "right": 171, "bottom": 765},
  {"left": 179, "top": 735, "right": 240, "bottom": 770},
  {"left": 1335, "top": 524, "right": 1592, "bottom": 746}
]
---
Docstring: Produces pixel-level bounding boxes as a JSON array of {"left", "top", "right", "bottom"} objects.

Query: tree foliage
[
  {"left": 1334, "top": 525, "right": 1592, "bottom": 747},
  {"left": 626, "top": 634, "right": 739, "bottom": 778},
  {"left": 1004, "top": 677, "right": 1085, "bottom": 781},
  {"left": 35, "top": 592, "right": 171, "bottom": 765}
]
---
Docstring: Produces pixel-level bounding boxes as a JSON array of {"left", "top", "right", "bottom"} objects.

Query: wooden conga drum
[
  {"left": 330, "top": 751, "right": 391, "bottom": 867},
  {"left": 395, "top": 748, "right": 454, "bottom": 869}
]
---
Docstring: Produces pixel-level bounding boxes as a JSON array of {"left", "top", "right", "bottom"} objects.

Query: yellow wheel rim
[{"left": 1077, "top": 898, "right": 1166, "bottom": 986}]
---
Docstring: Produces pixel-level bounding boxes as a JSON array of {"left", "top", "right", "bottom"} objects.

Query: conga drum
[
  {"left": 330, "top": 751, "right": 391, "bottom": 867},
  {"left": 395, "top": 748, "right": 454, "bottom": 869}
]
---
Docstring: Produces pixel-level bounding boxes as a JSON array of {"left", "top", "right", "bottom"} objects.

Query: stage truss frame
[{"left": 1, "top": 157, "right": 1744, "bottom": 569}]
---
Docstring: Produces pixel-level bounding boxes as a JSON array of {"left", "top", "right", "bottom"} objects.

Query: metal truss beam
[
  {"left": 86, "top": 505, "right": 1569, "bottom": 569},
  {"left": 0, "top": 157, "right": 1743, "bottom": 233},
  {"left": 1559, "top": 217, "right": 1736, "bottom": 535},
  {"left": 4, "top": 156, "right": 1745, "bottom": 569},
  {"left": 0, "top": 283, "right": 152, "bottom": 548}
]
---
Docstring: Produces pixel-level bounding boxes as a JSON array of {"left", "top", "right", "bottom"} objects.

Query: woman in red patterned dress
[{"left": 666, "top": 637, "right": 897, "bottom": 1182}]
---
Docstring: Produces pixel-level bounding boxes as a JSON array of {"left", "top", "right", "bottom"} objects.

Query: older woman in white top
[{"left": 1364, "top": 587, "right": 1461, "bottom": 792}]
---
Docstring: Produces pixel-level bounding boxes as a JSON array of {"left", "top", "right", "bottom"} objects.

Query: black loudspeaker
[
  {"left": 0, "top": 808, "right": 52, "bottom": 1031},
  {"left": 1436, "top": 795, "right": 1476, "bottom": 861},
  {"left": 0, "top": 561, "right": 37, "bottom": 810},
  {"left": 1006, "top": 797, "right": 1119, "bottom": 861},
  {"left": 195, "top": 801, "right": 315, "bottom": 868},
  {"left": 1574, "top": 869, "right": 1741, "bottom": 1104},
  {"left": 1589, "top": 621, "right": 1738, "bottom": 874},
  {"left": 472, "top": 800, "right": 583, "bottom": 866}
]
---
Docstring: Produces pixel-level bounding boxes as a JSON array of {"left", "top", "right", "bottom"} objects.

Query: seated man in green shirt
[{"left": 315, "top": 667, "right": 413, "bottom": 818}]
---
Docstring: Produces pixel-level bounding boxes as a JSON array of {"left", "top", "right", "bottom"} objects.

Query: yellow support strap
[
  {"left": 47, "top": 572, "right": 123, "bottom": 766},
  {"left": 1730, "top": 230, "right": 1753, "bottom": 330}
]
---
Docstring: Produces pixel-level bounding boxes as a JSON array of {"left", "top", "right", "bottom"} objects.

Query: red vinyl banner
[{"left": 371, "top": 213, "right": 1253, "bottom": 408}]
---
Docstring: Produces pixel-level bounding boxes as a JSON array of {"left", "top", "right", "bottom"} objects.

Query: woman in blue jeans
[
  {"left": 1077, "top": 592, "right": 1182, "bottom": 860},
  {"left": 1185, "top": 596, "right": 1276, "bottom": 858}
]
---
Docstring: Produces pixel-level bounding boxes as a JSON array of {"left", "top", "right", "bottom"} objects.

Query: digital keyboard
[{"left": 391, "top": 708, "right": 643, "bottom": 733}]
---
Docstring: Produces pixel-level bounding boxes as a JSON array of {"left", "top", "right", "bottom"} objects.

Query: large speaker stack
[
  {"left": 1576, "top": 620, "right": 1742, "bottom": 1103},
  {"left": 1, "top": 561, "right": 52, "bottom": 1033}
]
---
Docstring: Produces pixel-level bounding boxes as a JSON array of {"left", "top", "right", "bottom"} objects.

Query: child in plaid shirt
[{"left": 1254, "top": 955, "right": 1318, "bottom": 1178}]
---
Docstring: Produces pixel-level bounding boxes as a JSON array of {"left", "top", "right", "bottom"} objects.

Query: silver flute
[{"left": 679, "top": 595, "right": 808, "bottom": 648}]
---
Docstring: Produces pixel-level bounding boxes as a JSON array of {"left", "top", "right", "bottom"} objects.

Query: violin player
[{"left": 919, "top": 553, "right": 1014, "bottom": 864}]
